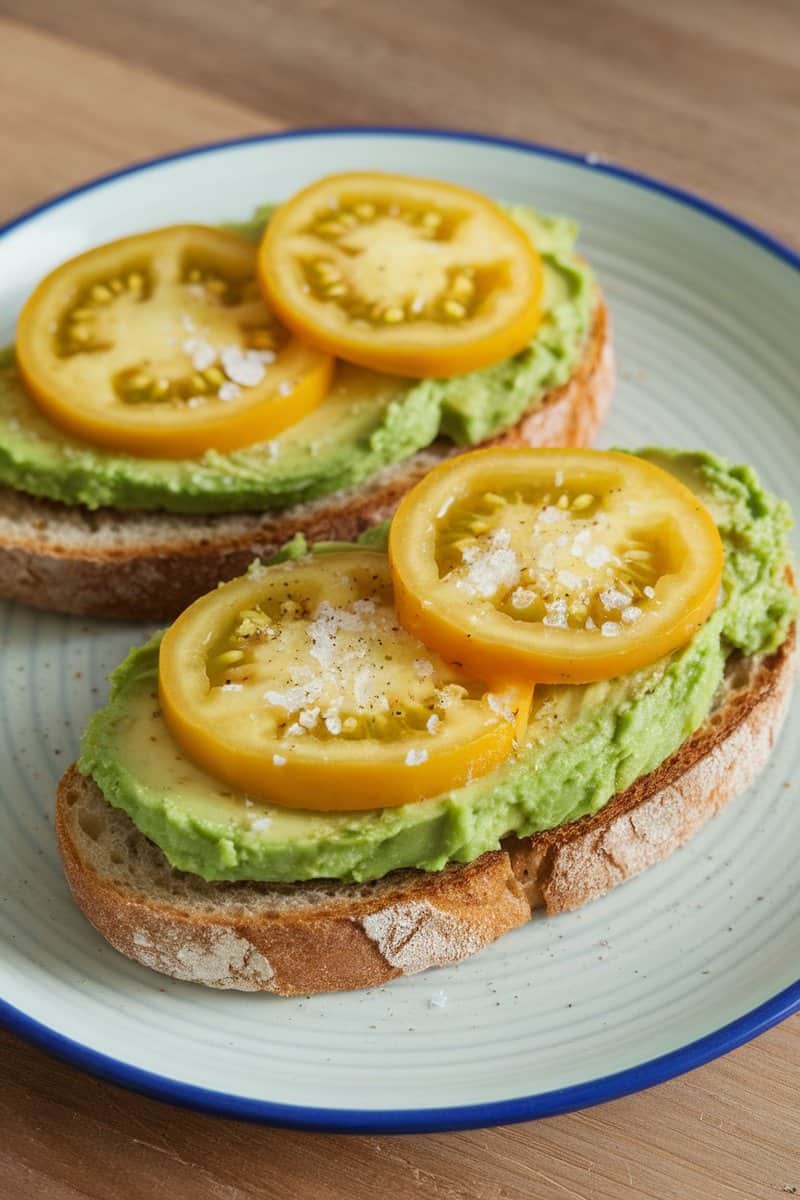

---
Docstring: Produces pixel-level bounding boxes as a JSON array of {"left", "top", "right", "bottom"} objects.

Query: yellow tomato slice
[
  {"left": 389, "top": 448, "right": 724, "bottom": 684},
  {"left": 158, "top": 550, "right": 532, "bottom": 811},
  {"left": 258, "top": 172, "right": 543, "bottom": 378},
  {"left": 16, "top": 225, "right": 332, "bottom": 458}
]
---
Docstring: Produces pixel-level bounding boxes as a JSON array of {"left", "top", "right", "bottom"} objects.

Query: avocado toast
[
  {"left": 56, "top": 448, "right": 797, "bottom": 994},
  {"left": 0, "top": 190, "right": 611, "bottom": 619}
]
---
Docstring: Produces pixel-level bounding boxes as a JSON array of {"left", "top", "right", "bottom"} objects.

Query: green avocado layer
[
  {"left": 79, "top": 449, "right": 797, "bottom": 884},
  {"left": 0, "top": 207, "right": 595, "bottom": 514}
]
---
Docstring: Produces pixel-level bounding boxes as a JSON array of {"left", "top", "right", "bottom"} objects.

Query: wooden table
[{"left": 0, "top": 3, "right": 797, "bottom": 1196}]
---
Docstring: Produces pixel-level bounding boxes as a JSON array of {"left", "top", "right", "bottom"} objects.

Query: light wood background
[{"left": 0, "top": 2, "right": 798, "bottom": 1197}]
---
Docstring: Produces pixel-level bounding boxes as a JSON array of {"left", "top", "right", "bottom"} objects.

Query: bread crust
[
  {"left": 55, "top": 626, "right": 795, "bottom": 995},
  {"left": 1, "top": 303, "right": 612, "bottom": 619}
]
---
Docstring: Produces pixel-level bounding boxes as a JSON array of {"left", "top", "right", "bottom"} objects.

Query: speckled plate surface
[{"left": 1, "top": 128, "right": 798, "bottom": 1132}]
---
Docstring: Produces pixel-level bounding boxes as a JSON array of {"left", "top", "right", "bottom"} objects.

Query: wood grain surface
[{"left": 0, "top": 3, "right": 798, "bottom": 1197}]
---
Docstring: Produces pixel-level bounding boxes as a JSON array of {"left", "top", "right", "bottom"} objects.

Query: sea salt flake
[{"left": 428, "top": 990, "right": 449, "bottom": 1009}]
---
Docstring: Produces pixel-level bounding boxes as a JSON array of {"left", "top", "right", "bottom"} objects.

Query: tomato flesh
[
  {"left": 16, "top": 225, "right": 332, "bottom": 457},
  {"left": 389, "top": 448, "right": 725, "bottom": 684},
  {"left": 258, "top": 172, "right": 543, "bottom": 378},
  {"left": 158, "top": 551, "right": 532, "bottom": 811}
]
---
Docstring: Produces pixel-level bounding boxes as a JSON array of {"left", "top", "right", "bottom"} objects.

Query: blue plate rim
[{"left": 1, "top": 125, "right": 798, "bottom": 1133}]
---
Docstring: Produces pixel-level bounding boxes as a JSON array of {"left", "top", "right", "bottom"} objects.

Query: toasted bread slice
[
  {"left": 0, "top": 305, "right": 612, "bottom": 620},
  {"left": 55, "top": 624, "right": 795, "bottom": 996}
]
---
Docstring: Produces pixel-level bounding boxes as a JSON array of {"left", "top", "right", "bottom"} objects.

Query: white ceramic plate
[{"left": 1, "top": 129, "right": 798, "bottom": 1132}]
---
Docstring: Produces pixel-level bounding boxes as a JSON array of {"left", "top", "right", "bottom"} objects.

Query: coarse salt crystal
[
  {"left": 571, "top": 529, "right": 592, "bottom": 557},
  {"left": 428, "top": 990, "right": 448, "bottom": 1009},
  {"left": 487, "top": 693, "right": 514, "bottom": 721},
  {"left": 557, "top": 569, "right": 583, "bottom": 590},
  {"left": 585, "top": 545, "right": 614, "bottom": 569},
  {"left": 644, "top": 585, "right": 656, "bottom": 599},
  {"left": 510, "top": 587, "right": 535, "bottom": 609},
  {"left": 457, "top": 529, "right": 519, "bottom": 598},
  {"left": 250, "top": 816, "right": 273, "bottom": 831},
  {"left": 182, "top": 336, "right": 217, "bottom": 371},
  {"left": 405, "top": 747, "right": 429, "bottom": 766},
  {"left": 426, "top": 713, "right": 440, "bottom": 734},
  {"left": 554, "top": 470, "right": 564, "bottom": 487},
  {"left": 220, "top": 682, "right": 243, "bottom": 692},
  {"left": 286, "top": 722, "right": 306, "bottom": 737},
  {"left": 278, "top": 380, "right": 293, "bottom": 397},
  {"left": 621, "top": 605, "right": 642, "bottom": 623},
  {"left": 325, "top": 714, "right": 342, "bottom": 735},
  {"left": 272, "top": 755, "right": 286, "bottom": 767},
  {"left": 414, "top": 658, "right": 434, "bottom": 679},
  {"left": 265, "top": 682, "right": 322, "bottom": 710},
  {"left": 538, "top": 506, "right": 564, "bottom": 525},
  {"left": 599, "top": 587, "right": 630, "bottom": 610},
  {"left": 298, "top": 707, "right": 320, "bottom": 729},
  {"left": 218, "top": 381, "right": 241, "bottom": 402},
  {"left": 601, "top": 621, "right": 620, "bottom": 637},
  {"left": 221, "top": 345, "right": 269, "bottom": 387}
]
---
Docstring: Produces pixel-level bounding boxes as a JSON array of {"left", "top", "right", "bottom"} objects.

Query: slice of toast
[
  {"left": 55, "top": 625, "right": 795, "bottom": 996},
  {"left": 0, "top": 304, "right": 612, "bottom": 620}
]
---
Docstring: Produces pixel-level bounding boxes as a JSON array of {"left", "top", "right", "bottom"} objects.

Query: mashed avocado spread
[
  {"left": 79, "top": 449, "right": 797, "bottom": 884},
  {"left": 0, "top": 207, "right": 594, "bottom": 515}
]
